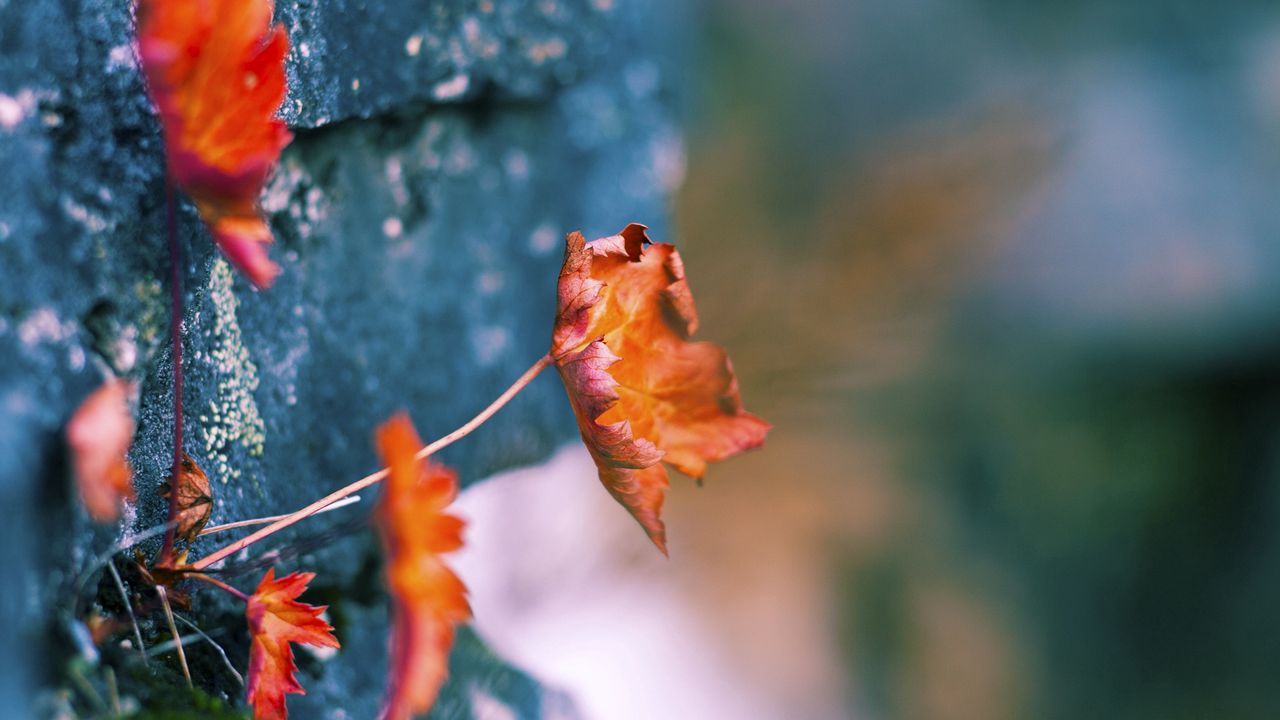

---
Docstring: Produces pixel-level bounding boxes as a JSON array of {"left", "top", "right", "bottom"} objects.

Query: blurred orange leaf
[
  {"left": 374, "top": 413, "right": 470, "bottom": 720},
  {"left": 552, "top": 224, "right": 770, "bottom": 553},
  {"left": 66, "top": 379, "right": 136, "bottom": 522},
  {"left": 159, "top": 454, "right": 213, "bottom": 544},
  {"left": 137, "top": 0, "right": 292, "bottom": 288},
  {"left": 246, "top": 568, "right": 339, "bottom": 720}
]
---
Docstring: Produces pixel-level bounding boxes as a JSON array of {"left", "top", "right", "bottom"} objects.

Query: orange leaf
[
  {"left": 158, "top": 454, "right": 214, "bottom": 544},
  {"left": 551, "top": 224, "right": 770, "bottom": 553},
  {"left": 66, "top": 379, "right": 136, "bottom": 522},
  {"left": 374, "top": 413, "right": 471, "bottom": 720},
  {"left": 137, "top": 0, "right": 292, "bottom": 288},
  {"left": 246, "top": 568, "right": 340, "bottom": 720}
]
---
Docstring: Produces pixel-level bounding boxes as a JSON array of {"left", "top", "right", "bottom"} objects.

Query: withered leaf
[
  {"left": 551, "top": 224, "right": 770, "bottom": 553},
  {"left": 159, "top": 454, "right": 213, "bottom": 544}
]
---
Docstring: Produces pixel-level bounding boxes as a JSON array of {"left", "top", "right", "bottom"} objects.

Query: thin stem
[
  {"left": 192, "top": 353, "right": 553, "bottom": 571},
  {"left": 67, "top": 662, "right": 106, "bottom": 712},
  {"left": 72, "top": 520, "right": 176, "bottom": 617},
  {"left": 146, "top": 633, "right": 200, "bottom": 657},
  {"left": 417, "top": 352, "right": 553, "bottom": 457},
  {"left": 156, "top": 585, "right": 192, "bottom": 689},
  {"left": 198, "top": 495, "right": 363, "bottom": 537},
  {"left": 105, "top": 666, "right": 122, "bottom": 716},
  {"left": 190, "top": 573, "right": 249, "bottom": 603},
  {"left": 106, "top": 560, "right": 148, "bottom": 664},
  {"left": 174, "top": 612, "right": 245, "bottom": 687},
  {"left": 160, "top": 179, "right": 184, "bottom": 564}
]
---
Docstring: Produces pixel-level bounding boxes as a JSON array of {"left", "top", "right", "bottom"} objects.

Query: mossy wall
[{"left": 0, "top": 1, "right": 682, "bottom": 716}]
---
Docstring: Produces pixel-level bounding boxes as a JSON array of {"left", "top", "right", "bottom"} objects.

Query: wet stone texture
[{"left": 0, "top": 0, "right": 682, "bottom": 717}]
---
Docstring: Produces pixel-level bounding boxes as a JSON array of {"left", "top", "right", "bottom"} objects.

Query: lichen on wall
[{"left": 196, "top": 259, "right": 267, "bottom": 486}]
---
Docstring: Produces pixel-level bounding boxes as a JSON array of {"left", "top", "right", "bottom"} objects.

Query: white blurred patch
[{"left": 452, "top": 446, "right": 778, "bottom": 720}]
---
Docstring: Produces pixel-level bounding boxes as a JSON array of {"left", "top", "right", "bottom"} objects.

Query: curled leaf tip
[{"left": 551, "top": 224, "right": 770, "bottom": 552}]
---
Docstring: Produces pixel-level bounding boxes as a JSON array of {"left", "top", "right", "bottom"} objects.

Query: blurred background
[{"left": 455, "top": 1, "right": 1280, "bottom": 719}]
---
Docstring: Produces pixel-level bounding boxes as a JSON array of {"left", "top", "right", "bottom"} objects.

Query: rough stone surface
[{"left": 0, "top": 0, "right": 680, "bottom": 716}]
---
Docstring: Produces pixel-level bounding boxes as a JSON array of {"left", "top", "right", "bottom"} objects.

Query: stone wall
[{"left": 0, "top": 0, "right": 682, "bottom": 716}]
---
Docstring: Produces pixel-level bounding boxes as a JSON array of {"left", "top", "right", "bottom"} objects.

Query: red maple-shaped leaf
[
  {"left": 137, "top": 0, "right": 292, "bottom": 288},
  {"left": 66, "top": 379, "right": 136, "bottom": 522},
  {"left": 375, "top": 413, "right": 470, "bottom": 720},
  {"left": 551, "top": 224, "right": 770, "bottom": 553},
  {"left": 246, "top": 568, "right": 340, "bottom": 720}
]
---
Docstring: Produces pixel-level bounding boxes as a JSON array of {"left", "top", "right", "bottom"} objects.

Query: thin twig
[
  {"left": 106, "top": 560, "right": 147, "bottom": 663},
  {"left": 156, "top": 586, "right": 192, "bottom": 689},
  {"left": 192, "top": 353, "right": 553, "bottom": 571},
  {"left": 199, "top": 495, "right": 363, "bottom": 537},
  {"left": 160, "top": 177, "right": 184, "bottom": 565},
  {"left": 174, "top": 612, "right": 245, "bottom": 687}
]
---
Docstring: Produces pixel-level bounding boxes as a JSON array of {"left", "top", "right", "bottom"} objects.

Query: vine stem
[
  {"left": 159, "top": 178, "right": 183, "bottom": 564},
  {"left": 190, "top": 573, "right": 250, "bottom": 603},
  {"left": 190, "top": 353, "right": 554, "bottom": 571},
  {"left": 197, "top": 495, "right": 363, "bottom": 537}
]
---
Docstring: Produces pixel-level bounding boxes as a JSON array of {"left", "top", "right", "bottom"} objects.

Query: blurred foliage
[{"left": 675, "top": 0, "right": 1280, "bottom": 718}]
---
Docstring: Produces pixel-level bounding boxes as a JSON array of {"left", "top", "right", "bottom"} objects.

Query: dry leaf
[
  {"left": 135, "top": 549, "right": 195, "bottom": 609},
  {"left": 374, "top": 413, "right": 470, "bottom": 720},
  {"left": 551, "top": 224, "right": 770, "bottom": 553},
  {"left": 137, "top": 0, "right": 292, "bottom": 288},
  {"left": 66, "top": 379, "right": 136, "bottom": 522},
  {"left": 246, "top": 568, "right": 340, "bottom": 720},
  {"left": 159, "top": 454, "right": 213, "bottom": 544}
]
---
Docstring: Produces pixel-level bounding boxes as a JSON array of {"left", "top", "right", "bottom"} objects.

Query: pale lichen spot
[
  {"left": 0, "top": 96, "right": 22, "bottom": 130},
  {"left": 405, "top": 34, "right": 423, "bottom": 57},
  {"left": 382, "top": 217, "right": 403, "bottom": 238},
  {"left": 385, "top": 155, "right": 409, "bottom": 206},
  {"left": 432, "top": 73, "right": 471, "bottom": 101},
  {"left": 477, "top": 271, "right": 504, "bottom": 295},
  {"left": 503, "top": 149, "right": 530, "bottom": 180},
  {"left": 18, "top": 308, "right": 74, "bottom": 348},
  {"left": 526, "top": 38, "right": 567, "bottom": 65},
  {"left": 106, "top": 44, "right": 136, "bottom": 71},
  {"left": 444, "top": 139, "right": 476, "bottom": 175},
  {"left": 0, "top": 90, "right": 33, "bottom": 131},
  {"left": 61, "top": 198, "right": 109, "bottom": 233},
  {"left": 471, "top": 326, "right": 509, "bottom": 367},
  {"left": 529, "top": 223, "right": 558, "bottom": 255},
  {"left": 463, "top": 17, "right": 482, "bottom": 44}
]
